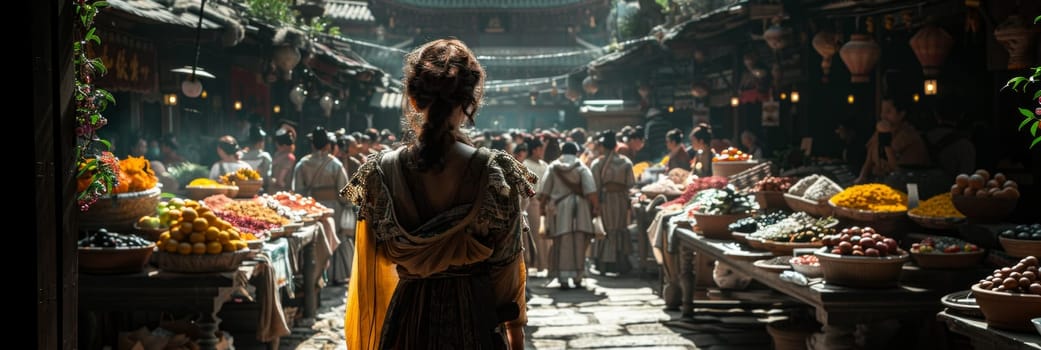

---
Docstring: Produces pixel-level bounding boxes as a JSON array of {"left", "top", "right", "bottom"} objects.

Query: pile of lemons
[{"left": 156, "top": 201, "right": 249, "bottom": 255}]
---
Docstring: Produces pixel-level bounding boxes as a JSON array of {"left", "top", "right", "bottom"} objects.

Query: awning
[
  {"left": 107, "top": 0, "right": 221, "bottom": 29},
  {"left": 370, "top": 91, "right": 403, "bottom": 109},
  {"left": 105, "top": 0, "right": 247, "bottom": 46}
]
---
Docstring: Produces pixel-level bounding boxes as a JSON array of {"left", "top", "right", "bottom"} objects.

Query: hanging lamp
[{"left": 171, "top": 0, "right": 214, "bottom": 98}]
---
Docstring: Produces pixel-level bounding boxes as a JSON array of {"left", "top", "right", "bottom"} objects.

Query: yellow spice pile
[
  {"left": 831, "top": 184, "right": 908, "bottom": 212},
  {"left": 909, "top": 193, "right": 965, "bottom": 218}
]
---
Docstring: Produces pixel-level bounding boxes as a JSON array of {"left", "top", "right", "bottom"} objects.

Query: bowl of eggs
[{"left": 950, "top": 169, "right": 1018, "bottom": 223}]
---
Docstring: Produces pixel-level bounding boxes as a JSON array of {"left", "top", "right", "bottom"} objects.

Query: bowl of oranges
[
  {"left": 154, "top": 204, "right": 253, "bottom": 273},
  {"left": 712, "top": 147, "right": 758, "bottom": 178}
]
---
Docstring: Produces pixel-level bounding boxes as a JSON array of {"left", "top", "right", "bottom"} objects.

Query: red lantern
[
  {"left": 909, "top": 24, "right": 954, "bottom": 77},
  {"left": 839, "top": 34, "right": 881, "bottom": 83},
  {"left": 812, "top": 31, "right": 840, "bottom": 83}
]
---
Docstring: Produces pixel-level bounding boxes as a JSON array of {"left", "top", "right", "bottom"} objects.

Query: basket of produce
[
  {"left": 78, "top": 229, "right": 156, "bottom": 274},
  {"left": 815, "top": 227, "right": 909, "bottom": 288},
  {"left": 79, "top": 186, "right": 162, "bottom": 231},
  {"left": 686, "top": 187, "right": 758, "bottom": 239},
  {"left": 752, "top": 177, "right": 795, "bottom": 210},
  {"left": 828, "top": 184, "right": 907, "bottom": 222},
  {"left": 789, "top": 254, "right": 823, "bottom": 278},
  {"left": 970, "top": 256, "right": 1041, "bottom": 332},
  {"left": 219, "top": 168, "right": 263, "bottom": 198},
  {"left": 909, "top": 236, "right": 985, "bottom": 269},
  {"left": 906, "top": 193, "right": 965, "bottom": 230},
  {"left": 711, "top": 147, "right": 758, "bottom": 179},
  {"left": 998, "top": 225, "right": 1041, "bottom": 258},
  {"left": 949, "top": 170, "right": 1019, "bottom": 223},
  {"left": 154, "top": 202, "right": 258, "bottom": 272}
]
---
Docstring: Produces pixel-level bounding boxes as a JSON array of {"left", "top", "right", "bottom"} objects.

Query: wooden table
[
  {"left": 79, "top": 263, "right": 258, "bottom": 350},
  {"left": 937, "top": 311, "right": 1041, "bottom": 350},
  {"left": 673, "top": 227, "right": 942, "bottom": 326}
]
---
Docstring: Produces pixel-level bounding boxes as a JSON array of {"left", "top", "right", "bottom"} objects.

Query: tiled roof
[
  {"left": 370, "top": 90, "right": 403, "bottom": 109},
  {"left": 373, "top": 0, "right": 591, "bottom": 9},
  {"left": 325, "top": 0, "right": 375, "bottom": 22},
  {"left": 106, "top": 0, "right": 223, "bottom": 29}
]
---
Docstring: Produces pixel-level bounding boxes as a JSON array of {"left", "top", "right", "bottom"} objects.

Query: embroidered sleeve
[
  {"left": 339, "top": 152, "right": 383, "bottom": 221},
  {"left": 488, "top": 149, "right": 538, "bottom": 199}
]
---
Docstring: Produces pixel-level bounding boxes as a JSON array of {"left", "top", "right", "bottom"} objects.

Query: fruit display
[
  {"left": 790, "top": 254, "right": 820, "bottom": 266},
  {"left": 261, "top": 192, "right": 333, "bottom": 217},
  {"left": 908, "top": 193, "right": 964, "bottom": 218},
  {"left": 1000, "top": 224, "right": 1041, "bottom": 241},
  {"left": 219, "top": 168, "right": 261, "bottom": 185},
  {"left": 951, "top": 169, "right": 1020, "bottom": 200},
  {"left": 76, "top": 155, "right": 159, "bottom": 194},
  {"left": 713, "top": 147, "right": 753, "bottom": 162},
  {"left": 188, "top": 178, "right": 235, "bottom": 188},
  {"left": 660, "top": 176, "right": 729, "bottom": 209},
  {"left": 729, "top": 210, "right": 790, "bottom": 233},
  {"left": 752, "top": 176, "right": 795, "bottom": 193},
  {"left": 975, "top": 256, "right": 1041, "bottom": 295},
  {"left": 686, "top": 187, "right": 758, "bottom": 216},
  {"left": 911, "top": 237, "right": 980, "bottom": 253},
  {"left": 751, "top": 212, "right": 837, "bottom": 243},
  {"left": 79, "top": 228, "right": 153, "bottom": 248},
  {"left": 829, "top": 184, "right": 907, "bottom": 212},
  {"left": 221, "top": 201, "right": 290, "bottom": 226},
  {"left": 156, "top": 204, "right": 251, "bottom": 255},
  {"left": 820, "top": 226, "right": 901, "bottom": 257}
]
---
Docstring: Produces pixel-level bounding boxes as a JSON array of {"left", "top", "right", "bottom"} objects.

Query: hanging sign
[
  {"left": 762, "top": 100, "right": 780, "bottom": 127},
  {"left": 86, "top": 32, "right": 158, "bottom": 94}
]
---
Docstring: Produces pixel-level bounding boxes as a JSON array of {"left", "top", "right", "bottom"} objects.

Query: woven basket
[
  {"left": 907, "top": 212, "right": 965, "bottom": 231},
  {"left": 910, "top": 250, "right": 985, "bottom": 269},
  {"left": 693, "top": 212, "right": 752, "bottom": 239},
  {"left": 814, "top": 248, "right": 909, "bottom": 288},
  {"left": 723, "top": 161, "right": 772, "bottom": 190},
  {"left": 755, "top": 191, "right": 789, "bottom": 211},
  {"left": 783, "top": 193, "right": 834, "bottom": 217},
  {"left": 972, "top": 284, "right": 1041, "bottom": 332},
  {"left": 78, "top": 244, "right": 156, "bottom": 274},
  {"left": 829, "top": 201, "right": 906, "bottom": 222},
  {"left": 79, "top": 187, "right": 162, "bottom": 231},
  {"left": 952, "top": 195, "right": 1017, "bottom": 223},
  {"left": 156, "top": 249, "right": 249, "bottom": 273},
  {"left": 233, "top": 180, "right": 262, "bottom": 198},
  {"left": 998, "top": 236, "right": 1041, "bottom": 258}
]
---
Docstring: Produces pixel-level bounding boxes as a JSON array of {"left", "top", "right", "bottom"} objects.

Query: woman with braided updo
[{"left": 341, "top": 39, "right": 533, "bottom": 350}]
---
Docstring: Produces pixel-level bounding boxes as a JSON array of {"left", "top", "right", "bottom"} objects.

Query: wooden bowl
[
  {"left": 755, "top": 191, "right": 789, "bottom": 211},
  {"left": 233, "top": 179, "right": 262, "bottom": 198},
  {"left": 907, "top": 212, "right": 965, "bottom": 231},
  {"left": 712, "top": 160, "right": 759, "bottom": 179},
  {"left": 910, "top": 249, "right": 986, "bottom": 269},
  {"left": 998, "top": 236, "right": 1041, "bottom": 258},
  {"left": 732, "top": 231, "right": 750, "bottom": 245},
  {"left": 829, "top": 200, "right": 906, "bottom": 222},
  {"left": 747, "top": 237, "right": 769, "bottom": 251},
  {"left": 762, "top": 240, "right": 824, "bottom": 257},
  {"left": 952, "top": 195, "right": 1017, "bottom": 223},
  {"left": 814, "top": 248, "right": 910, "bottom": 288},
  {"left": 971, "top": 284, "right": 1041, "bottom": 332},
  {"left": 78, "top": 244, "right": 156, "bottom": 274},
  {"left": 693, "top": 212, "right": 752, "bottom": 239},
  {"left": 783, "top": 193, "right": 834, "bottom": 217}
]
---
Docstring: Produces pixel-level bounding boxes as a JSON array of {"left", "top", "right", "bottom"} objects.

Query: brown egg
[
  {"left": 1003, "top": 180, "right": 1018, "bottom": 189},
  {"left": 963, "top": 187, "right": 977, "bottom": 196},
  {"left": 968, "top": 174, "right": 986, "bottom": 189},
  {"left": 993, "top": 173, "right": 1007, "bottom": 184},
  {"left": 974, "top": 169, "right": 991, "bottom": 182},
  {"left": 988, "top": 187, "right": 1001, "bottom": 195},
  {"left": 955, "top": 174, "right": 970, "bottom": 187},
  {"left": 986, "top": 180, "right": 1000, "bottom": 189}
]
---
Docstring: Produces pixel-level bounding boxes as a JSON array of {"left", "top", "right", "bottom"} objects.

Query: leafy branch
[
  {"left": 1000, "top": 14, "right": 1041, "bottom": 149},
  {"left": 73, "top": 0, "right": 119, "bottom": 210}
]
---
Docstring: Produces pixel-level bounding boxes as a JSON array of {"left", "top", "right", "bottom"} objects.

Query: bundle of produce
[{"left": 659, "top": 176, "right": 729, "bottom": 209}]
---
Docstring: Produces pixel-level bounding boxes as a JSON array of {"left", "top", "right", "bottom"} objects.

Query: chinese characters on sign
[{"left": 86, "top": 32, "right": 158, "bottom": 94}]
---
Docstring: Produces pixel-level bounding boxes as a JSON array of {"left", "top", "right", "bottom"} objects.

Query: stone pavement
[{"left": 276, "top": 273, "right": 786, "bottom": 349}]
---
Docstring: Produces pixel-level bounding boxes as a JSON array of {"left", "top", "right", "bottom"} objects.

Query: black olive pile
[
  {"left": 78, "top": 228, "right": 153, "bottom": 248},
  {"left": 1000, "top": 224, "right": 1041, "bottom": 241},
  {"left": 729, "top": 210, "right": 790, "bottom": 233}
]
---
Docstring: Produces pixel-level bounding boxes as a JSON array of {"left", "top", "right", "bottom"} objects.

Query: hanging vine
[
  {"left": 73, "top": 0, "right": 119, "bottom": 211},
  {"left": 1002, "top": 15, "right": 1041, "bottom": 149}
]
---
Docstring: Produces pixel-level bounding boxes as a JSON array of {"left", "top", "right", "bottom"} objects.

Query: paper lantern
[
  {"left": 994, "top": 15, "right": 1040, "bottom": 70},
  {"left": 272, "top": 45, "right": 301, "bottom": 80},
  {"left": 839, "top": 34, "right": 881, "bottom": 83},
  {"left": 180, "top": 79, "right": 203, "bottom": 98},
  {"left": 812, "top": 31, "right": 840, "bottom": 83},
  {"left": 582, "top": 76, "right": 598, "bottom": 95},
  {"left": 763, "top": 17, "right": 787, "bottom": 51},
  {"left": 910, "top": 24, "right": 954, "bottom": 77}
]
